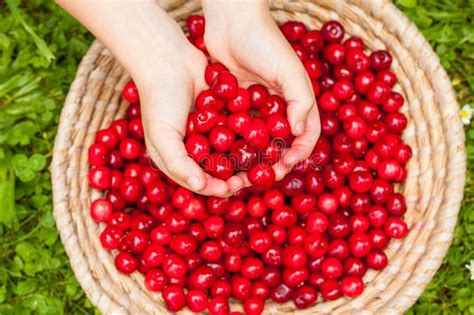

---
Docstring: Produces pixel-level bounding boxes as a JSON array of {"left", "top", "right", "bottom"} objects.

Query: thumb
[{"left": 279, "top": 59, "right": 316, "bottom": 136}]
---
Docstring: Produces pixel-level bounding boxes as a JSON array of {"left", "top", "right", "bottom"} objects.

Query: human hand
[
  {"left": 58, "top": 0, "right": 234, "bottom": 197},
  {"left": 202, "top": 0, "right": 320, "bottom": 190}
]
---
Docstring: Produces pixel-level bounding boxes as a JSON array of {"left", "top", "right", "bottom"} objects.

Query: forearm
[{"left": 57, "top": 0, "right": 188, "bottom": 81}]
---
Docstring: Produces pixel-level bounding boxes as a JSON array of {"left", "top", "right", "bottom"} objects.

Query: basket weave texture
[{"left": 51, "top": 0, "right": 466, "bottom": 314}]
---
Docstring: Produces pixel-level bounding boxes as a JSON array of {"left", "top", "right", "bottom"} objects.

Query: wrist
[{"left": 202, "top": 0, "right": 270, "bottom": 27}]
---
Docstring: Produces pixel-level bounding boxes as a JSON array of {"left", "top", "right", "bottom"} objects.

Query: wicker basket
[{"left": 51, "top": 0, "right": 466, "bottom": 313}]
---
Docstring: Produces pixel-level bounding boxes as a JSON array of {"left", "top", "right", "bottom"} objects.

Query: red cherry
[
  {"left": 227, "top": 87, "right": 251, "bottom": 112},
  {"left": 201, "top": 240, "right": 223, "bottom": 262},
  {"left": 306, "top": 211, "right": 329, "bottom": 234},
  {"left": 196, "top": 89, "right": 226, "bottom": 112},
  {"left": 281, "top": 21, "right": 307, "bottom": 42},
  {"left": 321, "top": 257, "right": 343, "bottom": 279},
  {"left": 348, "top": 171, "right": 373, "bottom": 193},
  {"left": 270, "top": 283, "right": 294, "bottom": 303},
  {"left": 260, "top": 95, "right": 286, "bottom": 119},
  {"left": 321, "top": 20, "right": 345, "bottom": 43},
  {"left": 341, "top": 276, "right": 364, "bottom": 297},
  {"left": 248, "top": 164, "right": 275, "bottom": 189},
  {"left": 271, "top": 206, "right": 297, "bottom": 227},
  {"left": 144, "top": 269, "right": 168, "bottom": 292},
  {"left": 266, "top": 114, "right": 291, "bottom": 138},
  {"left": 122, "top": 80, "right": 139, "bottom": 103},
  {"left": 344, "top": 257, "right": 367, "bottom": 277},
  {"left": 162, "top": 254, "right": 187, "bottom": 278},
  {"left": 320, "top": 279, "right": 342, "bottom": 300},
  {"left": 89, "top": 166, "right": 112, "bottom": 190},
  {"left": 115, "top": 251, "right": 138, "bottom": 274},
  {"left": 205, "top": 63, "right": 228, "bottom": 86},
  {"left": 232, "top": 275, "right": 252, "bottom": 301},
  {"left": 90, "top": 198, "right": 113, "bottom": 222},
  {"left": 346, "top": 50, "right": 370, "bottom": 73},
  {"left": 212, "top": 71, "right": 238, "bottom": 100},
  {"left": 301, "top": 30, "right": 324, "bottom": 54},
  {"left": 282, "top": 245, "right": 307, "bottom": 268},
  {"left": 304, "top": 233, "right": 328, "bottom": 258},
  {"left": 209, "top": 126, "right": 236, "bottom": 153},
  {"left": 349, "top": 232, "right": 372, "bottom": 258},
  {"left": 332, "top": 79, "right": 354, "bottom": 100},
  {"left": 162, "top": 285, "right": 186, "bottom": 312},
  {"left": 208, "top": 296, "right": 230, "bottom": 315},
  {"left": 100, "top": 226, "right": 123, "bottom": 250},
  {"left": 243, "top": 118, "right": 270, "bottom": 149},
  {"left": 247, "top": 84, "right": 269, "bottom": 109},
  {"left": 186, "top": 289, "right": 208, "bottom": 312},
  {"left": 370, "top": 50, "right": 393, "bottom": 70},
  {"left": 344, "top": 36, "right": 365, "bottom": 50},
  {"left": 384, "top": 217, "right": 408, "bottom": 239},
  {"left": 367, "top": 250, "right": 388, "bottom": 271},
  {"left": 365, "top": 206, "right": 386, "bottom": 228},
  {"left": 187, "top": 15, "right": 205, "bottom": 37},
  {"left": 304, "top": 58, "right": 323, "bottom": 80},
  {"left": 203, "top": 153, "right": 235, "bottom": 180}
]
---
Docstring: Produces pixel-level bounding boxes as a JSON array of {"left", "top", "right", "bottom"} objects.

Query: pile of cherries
[{"left": 88, "top": 16, "right": 411, "bottom": 315}]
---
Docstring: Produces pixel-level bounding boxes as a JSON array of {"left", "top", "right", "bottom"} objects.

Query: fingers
[
  {"left": 283, "top": 70, "right": 316, "bottom": 137},
  {"left": 282, "top": 105, "right": 320, "bottom": 167},
  {"left": 141, "top": 71, "right": 231, "bottom": 197}
]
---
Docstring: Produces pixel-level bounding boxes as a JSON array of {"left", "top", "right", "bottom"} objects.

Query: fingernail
[
  {"left": 188, "top": 176, "right": 202, "bottom": 190},
  {"left": 295, "top": 121, "right": 305, "bottom": 135}
]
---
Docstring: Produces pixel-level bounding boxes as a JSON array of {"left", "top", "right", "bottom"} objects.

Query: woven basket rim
[{"left": 51, "top": 0, "right": 466, "bottom": 314}]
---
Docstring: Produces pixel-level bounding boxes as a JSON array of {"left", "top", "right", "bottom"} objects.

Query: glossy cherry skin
[
  {"left": 370, "top": 50, "right": 393, "bottom": 70},
  {"left": 282, "top": 246, "right": 307, "bottom": 268},
  {"left": 304, "top": 233, "right": 328, "bottom": 258},
  {"left": 292, "top": 286, "right": 317, "bottom": 309},
  {"left": 212, "top": 71, "right": 238, "bottom": 100},
  {"left": 89, "top": 166, "right": 112, "bottom": 190},
  {"left": 320, "top": 279, "right": 342, "bottom": 300},
  {"left": 341, "top": 276, "right": 364, "bottom": 297},
  {"left": 384, "top": 217, "right": 408, "bottom": 239},
  {"left": 301, "top": 30, "right": 324, "bottom": 54},
  {"left": 281, "top": 21, "right": 307, "bottom": 42},
  {"left": 186, "top": 289, "right": 208, "bottom": 313},
  {"left": 144, "top": 269, "right": 168, "bottom": 292},
  {"left": 185, "top": 134, "right": 211, "bottom": 162},
  {"left": 188, "top": 265, "right": 216, "bottom": 290},
  {"left": 241, "top": 257, "right": 264, "bottom": 279},
  {"left": 232, "top": 275, "right": 252, "bottom": 300},
  {"left": 270, "top": 284, "right": 294, "bottom": 303},
  {"left": 266, "top": 114, "right": 291, "bottom": 138},
  {"left": 187, "top": 15, "right": 205, "bottom": 37},
  {"left": 90, "top": 198, "right": 113, "bottom": 223},
  {"left": 203, "top": 153, "right": 235, "bottom": 180},
  {"left": 122, "top": 80, "right": 139, "bottom": 103},
  {"left": 208, "top": 296, "right": 230, "bottom": 315},
  {"left": 162, "top": 285, "right": 186, "bottom": 312},
  {"left": 205, "top": 63, "right": 228, "bottom": 86},
  {"left": 227, "top": 87, "right": 251, "bottom": 112},
  {"left": 243, "top": 118, "right": 270, "bottom": 149},
  {"left": 247, "top": 84, "right": 269, "bottom": 109},
  {"left": 260, "top": 95, "right": 286, "bottom": 119},
  {"left": 115, "top": 252, "right": 138, "bottom": 274},
  {"left": 349, "top": 232, "right": 372, "bottom": 258},
  {"left": 248, "top": 164, "right": 275, "bottom": 189},
  {"left": 209, "top": 125, "right": 236, "bottom": 153},
  {"left": 348, "top": 171, "right": 373, "bottom": 193},
  {"left": 243, "top": 296, "right": 265, "bottom": 315},
  {"left": 321, "top": 20, "right": 345, "bottom": 43},
  {"left": 306, "top": 211, "right": 329, "bottom": 234}
]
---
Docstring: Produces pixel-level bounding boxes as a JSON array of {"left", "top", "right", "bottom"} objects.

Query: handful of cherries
[{"left": 87, "top": 16, "right": 411, "bottom": 315}]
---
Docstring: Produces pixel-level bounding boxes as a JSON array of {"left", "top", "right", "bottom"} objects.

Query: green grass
[{"left": 0, "top": 0, "right": 472, "bottom": 314}]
